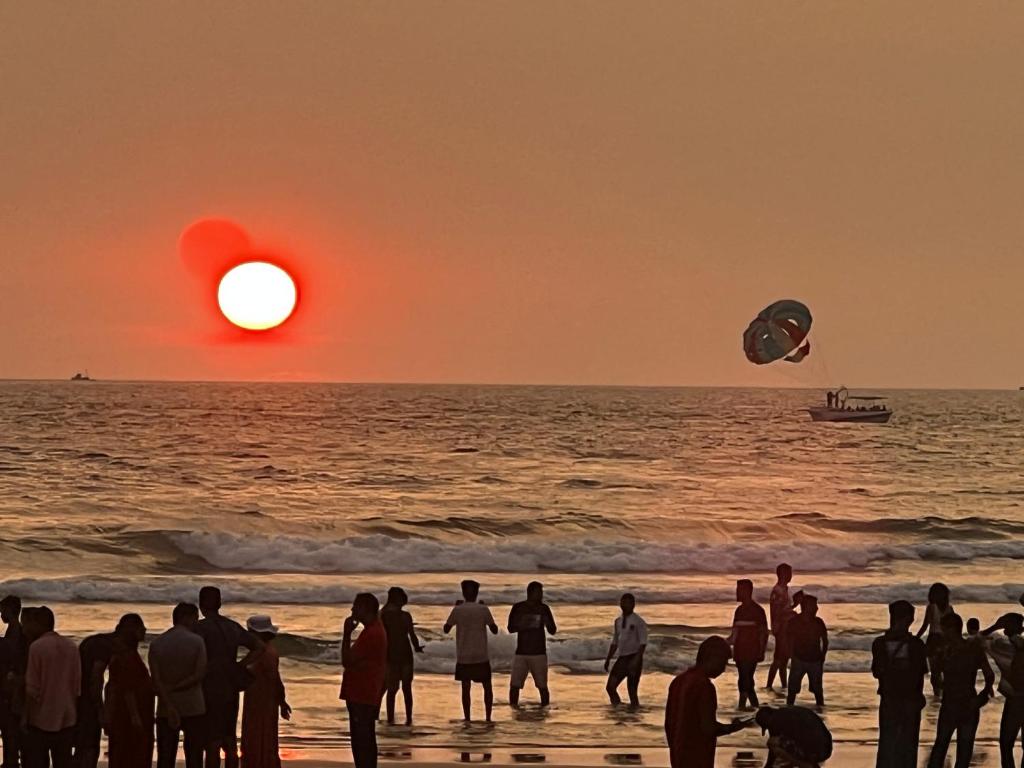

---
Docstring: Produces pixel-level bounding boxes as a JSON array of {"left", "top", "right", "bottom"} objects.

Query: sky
[{"left": 2, "top": 2, "right": 1022, "bottom": 388}]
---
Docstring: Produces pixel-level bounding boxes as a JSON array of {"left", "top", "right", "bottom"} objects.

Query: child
[
  {"left": 917, "top": 583, "right": 954, "bottom": 695},
  {"left": 767, "top": 564, "right": 795, "bottom": 691}
]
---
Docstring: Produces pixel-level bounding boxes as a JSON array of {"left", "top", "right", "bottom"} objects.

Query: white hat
[{"left": 247, "top": 615, "right": 279, "bottom": 635}]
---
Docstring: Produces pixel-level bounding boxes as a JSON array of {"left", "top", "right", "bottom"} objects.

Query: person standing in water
[
  {"left": 917, "top": 583, "right": 954, "bottom": 696},
  {"left": 766, "top": 564, "right": 795, "bottom": 691},
  {"left": 507, "top": 582, "right": 557, "bottom": 708},
  {"left": 787, "top": 595, "right": 829, "bottom": 708},
  {"left": 981, "top": 613, "right": 1024, "bottom": 768},
  {"left": 380, "top": 588, "right": 423, "bottom": 726},
  {"left": 604, "top": 594, "right": 648, "bottom": 708},
  {"left": 729, "top": 580, "right": 768, "bottom": 710},
  {"left": 443, "top": 580, "right": 498, "bottom": 723},
  {"left": 340, "top": 594, "right": 387, "bottom": 768},
  {"left": 872, "top": 600, "right": 928, "bottom": 768},
  {"left": 240, "top": 616, "right": 290, "bottom": 768}
]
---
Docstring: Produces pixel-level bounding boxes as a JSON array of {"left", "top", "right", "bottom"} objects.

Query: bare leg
[
  {"left": 539, "top": 687, "right": 550, "bottom": 707},
  {"left": 402, "top": 680, "right": 414, "bottom": 725},
  {"left": 509, "top": 687, "right": 521, "bottom": 708},
  {"left": 461, "top": 681, "right": 472, "bottom": 722},
  {"left": 483, "top": 680, "right": 494, "bottom": 723},
  {"left": 386, "top": 685, "right": 398, "bottom": 725}
]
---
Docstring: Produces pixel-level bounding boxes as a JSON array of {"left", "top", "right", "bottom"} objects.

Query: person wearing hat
[
  {"left": 240, "top": 616, "right": 290, "bottom": 768},
  {"left": 981, "top": 612, "right": 1024, "bottom": 768},
  {"left": 755, "top": 706, "right": 832, "bottom": 768},
  {"left": 664, "top": 635, "right": 750, "bottom": 768}
]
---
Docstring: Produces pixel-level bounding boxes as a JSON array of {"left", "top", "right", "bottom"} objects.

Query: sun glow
[{"left": 217, "top": 261, "right": 297, "bottom": 331}]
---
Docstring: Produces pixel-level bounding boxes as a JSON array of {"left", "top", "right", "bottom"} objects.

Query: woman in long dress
[
  {"left": 241, "top": 616, "right": 291, "bottom": 768},
  {"left": 105, "top": 614, "right": 154, "bottom": 768}
]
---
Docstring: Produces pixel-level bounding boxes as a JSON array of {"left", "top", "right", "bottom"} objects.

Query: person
[
  {"left": 967, "top": 618, "right": 981, "bottom": 641},
  {"left": 926, "top": 613, "right": 994, "bottom": 768},
  {"left": 73, "top": 624, "right": 119, "bottom": 768},
  {"left": 604, "top": 594, "right": 648, "bottom": 708},
  {"left": 340, "top": 593, "right": 387, "bottom": 768},
  {"left": 766, "top": 564, "right": 795, "bottom": 691},
  {"left": 755, "top": 706, "right": 832, "bottom": 768},
  {"left": 872, "top": 600, "right": 928, "bottom": 768},
  {"left": 787, "top": 595, "right": 828, "bottom": 707},
  {"left": 196, "top": 586, "right": 263, "bottom": 768},
  {"left": 507, "top": 582, "right": 557, "bottom": 708},
  {"left": 1, "top": 596, "right": 26, "bottom": 768},
  {"left": 664, "top": 636, "right": 748, "bottom": 768},
  {"left": 380, "top": 588, "right": 423, "bottom": 726},
  {"left": 729, "top": 580, "right": 768, "bottom": 710},
  {"left": 443, "top": 580, "right": 498, "bottom": 723},
  {"left": 105, "top": 615, "right": 153, "bottom": 768},
  {"left": 826, "top": 391, "right": 834, "bottom": 409},
  {"left": 240, "top": 616, "right": 290, "bottom": 768},
  {"left": 916, "top": 583, "right": 954, "bottom": 695},
  {"left": 981, "top": 613, "right": 1024, "bottom": 768},
  {"left": 149, "top": 602, "right": 208, "bottom": 768},
  {"left": 23, "top": 607, "right": 80, "bottom": 768}
]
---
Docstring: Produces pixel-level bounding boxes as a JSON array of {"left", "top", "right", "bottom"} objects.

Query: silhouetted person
[
  {"left": 240, "top": 616, "right": 290, "bottom": 768},
  {"left": 787, "top": 595, "right": 828, "bottom": 707},
  {"left": 149, "top": 602, "right": 207, "bottom": 768},
  {"left": 981, "top": 613, "right": 1024, "bottom": 768},
  {"left": 767, "top": 564, "right": 794, "bottom": 691},
  {"left": 23, "top": 607, "right": 80, "bottom": 768},
  {"left": 73, "top": 623, "right": 119, "bottom": 768},
  {"left": 917, "top": 583, "right": 953, "bottom": 696},
  {"left": 196, "top": 586, "right": 263, "bottom": 768},
  {"left": 340, "top": 593, "right": 387, "bottom": 768},
  {"left": 507, "top": 581, "right": 557, "bottom": 708},
  {"left": 105, "top": 614, "right": 153, "bottom": 768},
  {"left": 926, "top": 612, "right": 994, "bottom": 768},
  {"left": 1, "top": 596, "right": 26, "bottom": 768},
  {"left": 380, "top": 588, "right": 423, "bottom": 726},
  {"left": 605, "top": 594, "right": 648, "bottom": 708},
  {"left": 966, "top": 618, "right": 981, "bottom": 640},
  {"left": 755, "top": 706, "right": 832, "bottom": 768},
  {"left": 729, "top": 579, "right": 767, "bottom": 710},
  {"left": 443, "top": 580, "right": 498, "bottom": 723},
  {"left": 665, "top": 635, "right": 748, "bottom": 768},
  {"left": 826, "top": 392, "right": 834, "bottom": 409},
  {"left": 872, "top": 600, "right": 928, "bottom": 768}
]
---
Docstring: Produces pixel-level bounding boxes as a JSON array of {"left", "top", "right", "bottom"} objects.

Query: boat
[
  {"left": 807, "top": 387, "right": 892, "bottom": 423},
  {"left": 70, "top": 372, "right": 92, "bottom": 381}
]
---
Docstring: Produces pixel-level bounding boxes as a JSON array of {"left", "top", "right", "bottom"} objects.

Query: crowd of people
[{"left": 0, "top": 571, "right": 1021, "bottom": 768}]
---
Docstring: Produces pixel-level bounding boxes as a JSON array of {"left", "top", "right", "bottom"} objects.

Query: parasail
[{"left": 743, "top": 299, "right": 813, "bottom": 365}]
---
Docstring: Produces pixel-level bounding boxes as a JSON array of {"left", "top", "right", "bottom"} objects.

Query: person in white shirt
[
  {"left": 443, "top": 580, "right": 498, "bottom": 723},
  {"left": 604, "top": 593, "right": 648, "bottom": 707}
]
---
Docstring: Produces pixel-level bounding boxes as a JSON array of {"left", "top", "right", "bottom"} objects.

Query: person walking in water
[
  {"left": 766, "top": 564, "right": 795, "bottom": 691},
  {"left": 240, "top": 616, "right": 290, "bottom": 768},
  {"left": 981, "top": 613, "right": 1024, "bottom": 768},
  {"left": 917, "top": 583, "right": 954, "bottom": 696},
  {"left": 787, "top": 595, "right": 829, "bottom": 707},
  {"left": 926, "top": 612, "right": 994, "bottom": 768},
  {"left": 665, "top": 636, "right": 749, "bottom": 768},
  {"left": 380, "top": 588, "right": 423, "bottom": 726},
  {"left": 872, "top": 600, "right": 928, "bottom": 768},
  {"left": 443, "top": 580, "right": 498, "bottom": 723},
  {"left": 729, "top": 580, "right": 768, "bottom": 710},
  {"left": 605, "top": 594, "right": 648, "bottom": 708},
  {"left": 105, "top": 614, "right": 153, "bottom": 768},
  {"left": 340, "top": 594, "right": 387, "bottom": 768},
  {"left": 507, "top": 581, "right": 557, "bottom": 708}
]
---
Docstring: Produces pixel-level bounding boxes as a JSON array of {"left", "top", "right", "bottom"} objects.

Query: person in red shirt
[
  {"left": 340, "top": 594, "right": 387, "bottom": 768},
  {"left": 665, "top": 636, "right": 750, "bottom": 768}
]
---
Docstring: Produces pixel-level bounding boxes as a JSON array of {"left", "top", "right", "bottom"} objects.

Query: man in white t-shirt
[
  {"left": 604, "top": 593, "right": 648, "bottom": 707},
  {"left": 444, "top": 580, "right": 499, "bottom": 722}
]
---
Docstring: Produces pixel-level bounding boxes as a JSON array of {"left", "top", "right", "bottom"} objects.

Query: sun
[{"left": 217, "top": 261, "right": 298, "bottom": 331}]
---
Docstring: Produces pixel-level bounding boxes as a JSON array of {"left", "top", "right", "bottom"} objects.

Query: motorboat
[
  {"left": 70, "top": 372, "right": 93, "bottom": 381},
  {"left": 808, "top": 388, "right": 892, "bottom": 423}
]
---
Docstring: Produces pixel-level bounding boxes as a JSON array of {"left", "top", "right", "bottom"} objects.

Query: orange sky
[{"left": 2, "top": 3, "right": 1022, "bottom": 388}]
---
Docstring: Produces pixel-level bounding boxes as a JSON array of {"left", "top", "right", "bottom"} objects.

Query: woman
[
  {"left": 105, "top": 614, "right": 153, "bottom": 768},
  {"left": 241, "top": 615, "right": 291, "bottom": 768}
]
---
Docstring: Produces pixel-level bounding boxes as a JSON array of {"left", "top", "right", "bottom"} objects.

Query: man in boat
[{"left": 826, "top": 392, "right": 834, "bottom": 409}]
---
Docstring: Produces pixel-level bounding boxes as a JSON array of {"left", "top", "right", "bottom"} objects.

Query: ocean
[{"left": 1, "top": 382, "right": 1022, "bottom": 757}]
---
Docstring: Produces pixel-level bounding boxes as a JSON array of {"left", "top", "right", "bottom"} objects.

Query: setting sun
[{"left": 217, "top": 261, "right": 297, "bottom": 331}]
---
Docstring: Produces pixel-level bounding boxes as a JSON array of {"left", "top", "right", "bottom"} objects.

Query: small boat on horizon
[
  {"left": 70, "top": 371, "right": 93, "bottom": 381},
  {"left": 807, "top": 387, "right": 892, "bottom": 424}
]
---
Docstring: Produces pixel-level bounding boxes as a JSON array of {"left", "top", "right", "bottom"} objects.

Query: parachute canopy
[{"left": 743, "top": 299, "right": 813, "bottom": 365}]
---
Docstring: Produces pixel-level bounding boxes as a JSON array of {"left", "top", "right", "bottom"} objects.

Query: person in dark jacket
[{"left": 871, "top": 600, "right": 928, "bottom": 768}]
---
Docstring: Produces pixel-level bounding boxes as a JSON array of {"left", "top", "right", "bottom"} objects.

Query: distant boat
[
  {"left": 70, "top": 372, "right": 93, "bottom": 381},
  {"left": 807, "top": 387, "right": 892, "bottom": 424}
]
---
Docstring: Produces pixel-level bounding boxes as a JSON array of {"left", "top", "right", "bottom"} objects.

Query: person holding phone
[{"left": 340, "top": 594, "right": 387, "bottom": 768}]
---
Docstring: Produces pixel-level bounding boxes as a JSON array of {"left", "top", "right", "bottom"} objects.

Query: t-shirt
[
  {"left": 788, "top": 615, "right": 828, "bottom": 662},
  {"left": 445, "top": 602, "right": 495, "bottom": 664},
  {"left": 763, "top": 706, "right": 833, "bottom": 762},
  {"left": 148, "top": 625, "right": 207, "bottom": 718},
  {"left": 613, "top": 613, "right": 648, "bottom": 658},
  {"left": 941, "top": 638, "right": 989, "bottom": 706},
  {"left": 731, "top": 602, "right": 768, "bottom": 663},
  {"left": 340, "top": 619, "right": 387, "bottom": 706},
  {"left": 508, "top": 601, "right": 556, "bottom": 656},
  {"left": 665, "top": 667, "right": 717, "bottom": 768},
  {"left": 26, "top": 632, "right": 81, "bottom": 732},
  {"left": 78, "top": 633, "right": 116, "bottom": 704},
  {"left": 871, "top": 630, "right": 928, "bottom": 700},
  {"left": 380, "top": 606, "right": 415, "bottom": 665},
  {"left": 925, "top": 604, "right": 954, "bottom": 638},
  {"left": 769, "top": 584, "right": 793, "bottom": 635},
  {"left": 196, "top": 615, "right": 259, "bottom": 704}
]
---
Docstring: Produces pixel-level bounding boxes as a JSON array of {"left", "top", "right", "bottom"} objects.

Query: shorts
[
  {"left": 608, "top": 653, "right": 643, "bottom": 687},
  {"left": 386, "top": 660, "right": 414, "bottom": 687},
  {"left": 455, "top": 662, "right": 492, "bottom": 683},
  {"left": 789, "top": 658, "right": 824, "bottom": 694},
  {"left": 510, "top": 655, "right": 549, "bottom": 689},
  {"left": 772, "top": 628, "right": 791, "bottom": 663}
]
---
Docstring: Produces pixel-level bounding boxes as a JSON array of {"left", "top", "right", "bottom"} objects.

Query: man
[
  {"left": 1, "top": 596, "right": 26, "bottom": 768},
  {"left": 149, "top": 603, "right": 207, "bottom": 768},
  {"left": 927, "top": 613, "right": 994, "bottom": 768},
  {"left": 380, "top": 587, "right": 424, "bottom": 725},
  {"left": 755, "top": 706, "right": 832, "bottom": 768},
  {"left": 787, "top": 595, "right": 828, "bottom": 707},
  {"left": 981, "top": 612, "right": 1024, "bottom": 768},
  {"left": 766, "top": 564, "right": 794, "bottom": 691},
  {"left": 664, "top": 635, "right": 748, "bottom": 768},
  {"left": 604, "top": 594, "right": 648, "bottom": 708},
  {"left": 729, "top": 579, "right": 768, "bottom": 710},
  {"left": 23, "top": 607, "right": 80, "bottom": 768},
  {"left": 195, "top": 586, "right": 263, "bottom": 768},
  {"left": 444, "top": 580, "right": 498, "bottom": 723},
  {"left": 871, "top": 600, "right": 928, "bottom": 768},
  {"left": 507, "top": 582, "right": 557, "bottom": 708},
  {"left": 72, "top": 623, "right": 120, "bottom": 768},
  {"left": 340, "top": 593, "right": 388, "bottom": 768}
]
